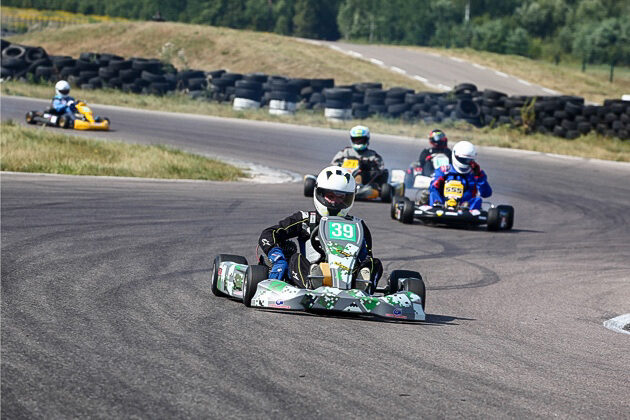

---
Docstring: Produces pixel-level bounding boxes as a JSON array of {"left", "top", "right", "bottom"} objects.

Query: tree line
[{"left": 5, "top": 0, "right": 629, "bottom": 67}]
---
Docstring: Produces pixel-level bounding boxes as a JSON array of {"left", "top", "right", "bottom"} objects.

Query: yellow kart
[{"left": 26, "top": 101, "right": 110, "bottom": 131}]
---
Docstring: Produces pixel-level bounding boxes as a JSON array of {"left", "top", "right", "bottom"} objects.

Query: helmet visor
[
  {"left": 315, "top": 188, "right": 354, "bottom": 211},
  {"left": 59, "top": 88, "right": 70, "bottom": 95},
  {"left": 455, "top": 156, "right": 474, "bottom": 165},
  {"left": 351, "top": 136, "right": 369, "bottom": 146}
]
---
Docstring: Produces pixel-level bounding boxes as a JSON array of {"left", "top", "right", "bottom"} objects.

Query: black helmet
[{"left": 429, "top": 129, "right": 448, "bottom": 148}]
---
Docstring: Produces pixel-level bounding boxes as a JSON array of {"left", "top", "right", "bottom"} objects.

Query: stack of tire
[
  {"left": 233, "top": 73, "right": 267, "bottom": 110},
  {"left": 452, "top": 83, "right": 483, "bottom": 127},
  {"left": 210, "top": 72, "right": 242, "bottom": 102},
  {"left": 266, "top": 77, "right": 299, "bottom": 115},
  {"left": 1, "top": 41, "right": 51, "bottom": 81},
  {"left": 177, "top": 69, "right": 207, "bottom": 98},
  {"left": 324, "top": 88, "right": 353, "bottom": 120},
  {"left": 302, "top": 78, "right": 334, "bottom": 110},
  {"left": 350, "top": 82, "right": 381, "bottom": 119}
]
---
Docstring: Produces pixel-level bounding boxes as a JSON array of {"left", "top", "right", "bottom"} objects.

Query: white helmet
[
  {"left": 452, "top": 141, "right": 477, "bottom": 174},
  {"left": 313, "top": 166, "right": 356, "bottom": 217},
  {"left": 55, "top": 80, "right": 71, "bottom": 97}
]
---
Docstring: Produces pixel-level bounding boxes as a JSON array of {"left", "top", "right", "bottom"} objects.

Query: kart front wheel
[
  {"left": 487, "top": 205, "right": 514, "bottom": 231},
  {"left": 390, "top": 199, "right": 401, "bottom": 220},
  {"left": 211, "top": 254, "right": 248, "bottom": 297},
  {"left": 243, "top": 265, "right": 269, "bottom": 307},
  {"left": 303, "top": 176, "right": 316, "bottom": 197},
  {"left": 380, "top": 183, "right": 393, "bottom": 203},
  {"left": 59, "top": 115, "right": 71, "bottom": 129},
  {"left": 401, "top": 198, "right": 415, "bottom": 224},
  {"left": 25, "top": 111, "right": 36, "bottom": 124},
  {"left": 388, "top": 270, "right": 426, "bottom": 310}
]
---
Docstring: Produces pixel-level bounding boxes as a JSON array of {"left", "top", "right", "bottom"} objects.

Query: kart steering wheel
[{"left": 309, "top": 225, "right": 326, "bottom": 263}]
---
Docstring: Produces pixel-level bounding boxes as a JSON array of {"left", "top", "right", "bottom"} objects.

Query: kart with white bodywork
[
  {"left": 304, "top": 157, "right": 403, "bottom": 203},
  {"left": 390, "top": 178, "right": 514, "bottom": 231},
  {"left": 211, "top": 216, "right": 426, "bottom": 321}
]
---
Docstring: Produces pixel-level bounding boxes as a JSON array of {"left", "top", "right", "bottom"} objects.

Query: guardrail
[{"left": 1, "top": 16, "right": 90, "bottom": 34}]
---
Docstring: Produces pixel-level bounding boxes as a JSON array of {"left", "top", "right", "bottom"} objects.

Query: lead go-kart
[
  {"left": 25, "top": 100, "right": 110, "bottom": 131},
  {"left": 211, "top": 216, "right": 427, "bottom": 321},
  {"left": 390, "top": 177, "right": 515, "bottom": 231},
  {"left": 304, "top": 157, "right": 403, "bottom": 203}
]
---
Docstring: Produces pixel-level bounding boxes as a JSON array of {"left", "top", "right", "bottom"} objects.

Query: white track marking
[
  {"left": 437, "top": 84, "right": 452, "bottom": 91},
  {"left": 449, "top": 56, "right": 464, "bottom": 63},
  {"left": 603, "top": 314, "right": 630, "bottom": 335},
  {"left": 413, "top": 75, "right": 428, "bottom": 83},
  {"left": 495, "top": 71, "right": 508, "bottom": 78},
  {"left": 347, "top": 50, "right": 362, "bottom": 58},
  {"left": 517, "top": 79, "right": 532, "bottom": 86},
  {"left": 542, "top": 87, "right": 559, "bottom": 95},
  {"left": 370, "top": 58, "right": 384, "bottom": 66},
  {"left": 391, "top": 66, "right": 407, "bottom": 74},
  {"left": 329, "top": 45, "right": 343, "bottom": 52},
  {"left": 473, "top": 63, "right": 486, "bottom": 70}
]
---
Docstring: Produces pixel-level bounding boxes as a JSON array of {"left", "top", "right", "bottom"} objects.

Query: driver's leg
[
  {"left": 469, "top": 197, "right": 483, "bottom": 210},
  {"left": 288, "top": 253, "right": 310, "bottom": 288}
]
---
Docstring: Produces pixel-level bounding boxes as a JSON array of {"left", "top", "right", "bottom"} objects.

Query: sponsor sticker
[
  {"left": 470, "top": 209, "right": 480, "bottom": 216},
  {"left": 436, "top": 210, "right": 444, "bottom": 216},
  {"left": 445, "top": 211, "right": 458, "bottom": 216},
  {"left": 393, "top": 308, "right": 402, "bottom": 316},
  {"left": 218, "top": 267, "right": 222, "bottom": 276}
]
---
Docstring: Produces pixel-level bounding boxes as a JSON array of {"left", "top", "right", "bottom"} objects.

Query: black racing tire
[
  {"left": 401, "top": 198, "right": 415, "bottom": 224},
  {"left": 76, "top": 60, "right": 98, "bottom": 71},
  {"left": 304, "top": 176, "right": 316, "bottom": 197},
  {"left": 25, "top": 111, "right": 36, "bottom": 124},
  {"left": 388, "top": 270, "right": 425, "bottom": 309},
  {"left": 24, "top": 46, "right": 48, "bottom": 63},
  {"left": 243, "top": 265, "right": 269, "bottom": 307},
  {"left": 141, "top": 70, "right": 166, "bottom": 83},
  {"left": 487, "top": 205, "right": 515, "bottom": 231},
  {"left": 211, "top": 254, "right": 248, "bottom": 297},
  {"left": 108, "top": 60, "right": 132, "bottom": 71},
  {"left": 58, "top": 115, "right": 72, "bottom": 129},
  {"left": 2, "top": 57, "right": 27, "bottom": 70},
  {"left": 380, "top": 182, "right": 393, "bottom": 203}
]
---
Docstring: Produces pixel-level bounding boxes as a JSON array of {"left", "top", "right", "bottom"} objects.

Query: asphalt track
[
  {"left": 322, "top": 40, "right": 558, "bottom": 96},
  {"left": 2, "top": 96, "right": 630, "bottom": 418}
]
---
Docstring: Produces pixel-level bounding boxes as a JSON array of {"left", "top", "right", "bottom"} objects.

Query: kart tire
[
  {"left": 304, "top": 176, "right": 316, "bottom": 197},
  {"left": 401, "top": 198, "right": 414, "bottom": 224},
  {"left": 390, "top": 199, "right": 401, "bottom": 220},
  {"left": 243, "top": 265, "right": 269, "bottom": 307},
  {"left": 211, "top": 254, "right": 248, "bottom": 297},
  {"left": 25, "top": 111, "right": 36, "bottom": 124},
  {"left": 380, "top": 183, "right": 393, "bottom": 203},
  {"left": 58, "top": 115, "right": 72, "bottom": 129},
  {"left": 487, "top": 205, "right": 514, "bottom": 231},
  {"left": 388, "top": 270, "right": 426, "bottom": 310}
]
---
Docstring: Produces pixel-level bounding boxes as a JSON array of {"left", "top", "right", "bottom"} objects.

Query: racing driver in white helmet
[
  {"left": 258, "top": 166, "right": 383, "bottom": 291},
  {"left": 428, "top": 140, "right": 492, "bottom": 209}
]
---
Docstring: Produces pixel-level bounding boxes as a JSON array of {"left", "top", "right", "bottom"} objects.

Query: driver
[
  {"left": 428, "top": 140, "right": 492, "bottom": 210},
  {"left": 258, "top": 166, "right": 383, "bottom": 292},
  {"left": 331, "top": 125, "right": 387, "bottom": 185},
  {"left": 52, "top": 80, "right": 77, "bottom": 120},
  {"left": 419, "top": 129, "right": 452, "bottom": 169}
]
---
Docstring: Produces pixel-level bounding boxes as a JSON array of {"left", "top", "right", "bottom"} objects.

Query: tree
[{"left": 505, "top": 27, "right": 531, "bottom": 57}]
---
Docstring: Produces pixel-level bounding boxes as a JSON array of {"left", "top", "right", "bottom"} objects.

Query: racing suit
[
  {"left": 429, "top": 164, "right": 492, "bottom": 210},
  {"left": 51, "top": 95, "right": 77, "bottom": 120},
  {"left": 258, "top": 211, "right": 383, "bottom": 291},
  {"left": 419, "top": 146, "right": 452, "bottom": 173},
  {"left": 331, "top": 147, "right": 387, "bottom": 185}
]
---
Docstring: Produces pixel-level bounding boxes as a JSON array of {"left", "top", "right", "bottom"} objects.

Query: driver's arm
[
  {"left": 259, "top": 211, "right": 308, "bottom": 255},
  {"left": 331, "top": 149, "right": 346, "bottom": 165}
]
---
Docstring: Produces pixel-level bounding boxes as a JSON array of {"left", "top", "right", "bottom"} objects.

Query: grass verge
[
  {"left": 0, "top": 120, "right": 247, "bottom": 180},
  {"left": 3, "top": 81, "right": 629, "bottom": 162}
]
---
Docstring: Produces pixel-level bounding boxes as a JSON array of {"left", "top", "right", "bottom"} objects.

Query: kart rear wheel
[
  {"left": 388, "top": 270, "right": 426, "bottom": 310},
  {"left": 303, "top": 176, "right": 316, "bottom": 197},
  {"left": 390, "top": 199, "right": 401, "bottom": 220},
  {"left": 25, "top": 111, "right": 36, "bottom": 124},
  {"left": 401, "top": 198, "right": 415, "bottom": 224},
  {"left": 59, "top": 115, "right": 71, "bottom": 129},
  {"left": 211, "top": 254, "right": 248, "bottom": 297},
  {"left": 380, "top": 182, "right": 393, "bottom": 203},
  {"left": 243, "top": 265, "right": 270, "bottom": 307}
]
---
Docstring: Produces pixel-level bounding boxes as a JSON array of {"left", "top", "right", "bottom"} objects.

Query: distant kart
[
  {"left": 390, "top": 177, "right": 514, "bottom": 231},
  {"left": 211, "top": 216, "right": 427, "bottom": 321},
  {"left": 25, "top": 101, "right": 110, "bottom": 131},
  {"left": 304, "top": 157, "right": 403, "bottom": 203}
]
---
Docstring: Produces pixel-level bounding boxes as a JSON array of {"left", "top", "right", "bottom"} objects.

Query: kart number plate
[
  {"left": 342, "top": 159, "right": 359, "bottom": 169},
  {"left": 50, "top": 116, "right": 58, "bottom": 124},
  {"left": 328, "top": 222, "right": 356, "bottom": 241},
  {"left": 444, "top": 180, "right": 464, "bottom": 199}
]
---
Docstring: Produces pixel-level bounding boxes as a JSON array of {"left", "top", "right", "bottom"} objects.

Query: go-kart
[
  {"left": 304, "top": 158, "right": 403, "bottom": 203},
  {"left": 391, "top": 178, "right": 514, "bottom": 231},
  {"left": 25, "top": 101, "right": 110, "bottom": 131},
  {"left": 211, "top": 216, "right": 426, "bottom": 321},
  {"left": 390, "top": 153, "right": 450, "bottom": 204}
]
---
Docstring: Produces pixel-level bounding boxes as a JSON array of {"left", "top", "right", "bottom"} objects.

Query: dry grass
[
  {"left": 0, "top": 120, "right": 246, "bottom": 180},
  {"left": 7, "top": 21, "right": 428, "bottom": 90},
  {"left": 405, "top": 46, "right": 630, "bottom": 104},
  {"left": 4, "top": 81, "right": 629, "bottom": 162}
]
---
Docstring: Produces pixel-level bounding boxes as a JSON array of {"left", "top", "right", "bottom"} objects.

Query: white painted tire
[
  {"left": 324, "top": 107, "right": 352, "bottom": 120},
  {"left": 269, "top": 100, "right": 296, "bottom": 113},
  {"left": 233, "top": 97, "right": 261, "bottom": 110}
]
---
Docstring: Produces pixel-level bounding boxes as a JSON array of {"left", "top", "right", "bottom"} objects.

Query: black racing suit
[
  {"left": 418, "top": 146, "right": 452, "bottom": 175},
  {"left": 331, "top": 147, "right": 388, "bottom": 186},
  {"left": 258, "top": 211, "right": 383, "bottom": 290}
]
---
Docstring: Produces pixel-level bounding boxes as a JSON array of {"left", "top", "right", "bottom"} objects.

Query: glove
[
  {"left": 67, "top": 100, "right": 75, "bottom": 107},
  {"left": 470, "top": 161, "right": 483, "bottom": 177},
  {"left": 425, "top": 154, "right": 433, "bottom": 161},
  {"left": 267, "top": 246, "right": 287, "bottom": 280}
]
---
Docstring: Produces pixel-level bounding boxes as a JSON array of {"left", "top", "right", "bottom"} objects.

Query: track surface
[
  {"left": 323, "top": 40, "right": 557, "bottom": 96},
  {"left": 2, "top": 97, "right": 630, "bottom": 418}
]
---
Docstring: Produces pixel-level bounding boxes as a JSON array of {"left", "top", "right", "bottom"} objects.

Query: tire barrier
[{"left": 1, "top": 39, "right": 628, "bottom": 141}]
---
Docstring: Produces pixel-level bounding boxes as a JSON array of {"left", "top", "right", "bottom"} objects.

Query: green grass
[
  {"left": 4, "top": 81, "right": 629, "bottom": 162},
  {"left": 0, "top": 120, "right": 247, "bottom": 180}
]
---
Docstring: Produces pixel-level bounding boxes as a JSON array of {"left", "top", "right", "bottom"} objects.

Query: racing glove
[
  {"left": 470, "top": 161, "right": 484, "bottom": 179},
  {"left": 267, "top": 246, "right": 288, "bottom": 280}
]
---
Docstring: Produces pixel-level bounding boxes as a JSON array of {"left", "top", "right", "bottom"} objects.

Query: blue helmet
[{"left": 350, "top": 125, "right": 370, "bottom": 151}]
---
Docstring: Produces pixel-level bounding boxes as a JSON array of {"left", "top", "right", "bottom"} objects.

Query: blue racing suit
[
  {"left": 429, "top": 164, "right": 492, "bottom": 210},
  {"left": 51, "top": 94, "right": 77, "bottom": 119}
]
